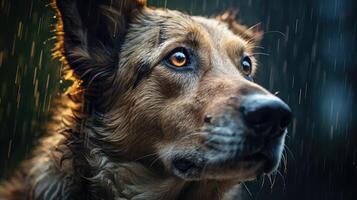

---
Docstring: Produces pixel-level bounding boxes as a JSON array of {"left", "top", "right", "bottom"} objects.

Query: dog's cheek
[
  {"left": 158, "top": 99, "right": 203, "bottom": 141},
  {"left": 150, "top": 65, "right": 200, "bottom": 96},
  {"left": 122, "top": 66, "right": 203, "bottom": 140}
]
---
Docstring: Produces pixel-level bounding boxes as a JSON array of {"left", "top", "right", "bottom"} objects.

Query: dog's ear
[
  {"left": 217, "top": 10, "right": 263, "bottom": 44},
  {"left": 52, "top": 0, "right": 147, "bottom": 88}
]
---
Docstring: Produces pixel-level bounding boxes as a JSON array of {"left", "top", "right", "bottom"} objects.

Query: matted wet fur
[{"left": 0, "top": 0, "right": 292, "bottom": 200}]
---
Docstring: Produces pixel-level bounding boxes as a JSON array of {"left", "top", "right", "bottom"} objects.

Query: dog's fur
[{"left": 0, "top": 1, "right": 290, "bottom": 200}]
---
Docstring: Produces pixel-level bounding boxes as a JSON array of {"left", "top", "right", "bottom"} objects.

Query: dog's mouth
[
  {"left": 172, "top": 152, "right": 267, "bottom": 172},
  {"left": 171, "top": 151, "right": 269, "bottom": 181},
  {"left": 169, "top": 128, "right": 287, "bottom": 181}
]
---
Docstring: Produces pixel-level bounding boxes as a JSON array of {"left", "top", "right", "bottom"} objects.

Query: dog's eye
[
  {"left": 170, "top": 52, "right": 187, "bottom": 67},
  {"left": 166, "top": 48, "right": 190, "bottom": 68},
  {"left": 241, "top": 55, "right": 252, "bottom": 76}
]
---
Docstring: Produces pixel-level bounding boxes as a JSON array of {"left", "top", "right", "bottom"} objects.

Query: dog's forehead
[
  {"left": 191, "top": 16, "right": 243, "bottom": 42},
  {"left": 191, "top": 16, "right": 248, "bottom": 52},
  {"left": 143, "top": 8, "right": 247, "bottom": 46}
]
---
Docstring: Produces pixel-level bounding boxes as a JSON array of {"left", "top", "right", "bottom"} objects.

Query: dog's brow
[
  {"left": 185, "top": 31, "right": 201, "bottom": 47},
  {"left": 159, "top": 23, "right": 202, "bottom": 47},
  {"left": 158, "top": 25, "right": 165, "bottom": 45},
  {"left": 133, "top": 62, "right": 151, "bottom": 88}
]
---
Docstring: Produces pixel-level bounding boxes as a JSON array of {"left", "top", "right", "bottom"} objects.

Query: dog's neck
[
  {"left": 80, "top": 153, "right": 239, "bottom": 200},
  {"left": 178, "top": 180, "right": 240, "bottom": 200},
  {"left": 116, "top": 164, "right": 238, "bottom": 200}
]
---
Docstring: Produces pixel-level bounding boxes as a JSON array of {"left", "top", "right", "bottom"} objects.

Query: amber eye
[
  {"left": 167, "top": 48, "right": 189, "bottom": 68},
  {"left": 241, "top": 55, "right": 252, "bottom": 76}
]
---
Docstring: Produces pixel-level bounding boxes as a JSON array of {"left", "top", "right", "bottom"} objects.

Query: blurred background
[{"left": 0, "top": 0, "right": 356, "bottom": 199}]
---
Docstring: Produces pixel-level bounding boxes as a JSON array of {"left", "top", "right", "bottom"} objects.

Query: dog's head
[{"left": 54, "top": 0, "right": 292, "bottom": 182}]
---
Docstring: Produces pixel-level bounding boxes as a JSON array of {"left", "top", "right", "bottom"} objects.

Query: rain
[{"left": 0, "top": 0, "right": 356, "bottom": 199}]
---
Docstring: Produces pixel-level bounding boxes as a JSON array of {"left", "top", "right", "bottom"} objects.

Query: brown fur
[{"left": 0, "top": 1, "right": 289, "bottom": 200}]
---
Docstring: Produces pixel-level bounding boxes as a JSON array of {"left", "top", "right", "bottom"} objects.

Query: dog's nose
[{"left": 240, "top": 95, "right": 292, "bottom": 134}]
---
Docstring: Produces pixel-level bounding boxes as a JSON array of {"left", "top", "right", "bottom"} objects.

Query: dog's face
[{"left": 54, "top": 0, "right": 291, "bottom": 182}]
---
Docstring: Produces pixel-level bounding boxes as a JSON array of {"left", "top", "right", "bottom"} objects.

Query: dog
[{"left": 0, "top": 0, "right": 292, "bottom": 199}]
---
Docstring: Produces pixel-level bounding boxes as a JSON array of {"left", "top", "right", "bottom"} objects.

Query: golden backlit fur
[{"left": 0, "top": 1, "right": 291, "bottom": 200}]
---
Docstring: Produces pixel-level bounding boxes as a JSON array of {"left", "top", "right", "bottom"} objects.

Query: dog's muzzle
[{"left": 172, "top": 94, "right": 292, "bottom": 179}]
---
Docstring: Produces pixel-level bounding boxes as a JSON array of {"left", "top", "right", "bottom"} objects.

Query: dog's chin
[
  {"left": 170, "top": 158, "right": 265, "bottom": 182},
  {"left": 170, "top": 152, "right": 278, "bottom": 181}
]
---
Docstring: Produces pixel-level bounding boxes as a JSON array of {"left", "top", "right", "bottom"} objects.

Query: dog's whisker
[
  {"left": 247, "top": 45, "right": 265, "bottom": 50},
  {"left": 259, "top": 175, "right": 266, "bottom": 192},
  {"left": 267, "top": 174, "right": 273, "bottom": 189},
  {"left": 270, "top": 171, "right": 278, "bottom": 189},
  {"left": 176, "top": 131, "right": 203, "bottom": 142},
  {"left": 133, "top": 152, "right": 158, "bottom": 162},
  {"left": 215, "top": 182, "right": 224, "bottom": 200},
  {"left": 246, "top": 30, "right": 287, "bottom": 47},
  {"left": 150, "top": 144, "right": 177, "bottom": 168},
  {"left": 250, "top": 52, "right": 270, "bottom": 56},
  {"left": 245, "top": 22, "right": 262, "bottom": 34},
  {"left": 262, "top": 30, "right": 287, "bottom": 38},
  {"left": 276, "top": 169, "right": 286, "bottom": 190},
  {"left": 245, "top": 36, "right": 259, "bottom": 45},
  {"left": 282, "top": 148, "right": 288, "bottom": 173},
  {"left": 241, "top": 182, "right": 253, "bottom": 199},
  {"left": 284, "top": 144, "right": 296, "bottom": 162}
]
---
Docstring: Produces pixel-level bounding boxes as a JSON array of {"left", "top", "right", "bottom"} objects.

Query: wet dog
[{"left": 0, "top": 0, "right": 292, "bottom": 199}]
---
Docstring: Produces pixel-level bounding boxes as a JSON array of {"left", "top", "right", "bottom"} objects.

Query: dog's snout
[{"left": 240, "top": 95, "right": 292, "bottom": 133}]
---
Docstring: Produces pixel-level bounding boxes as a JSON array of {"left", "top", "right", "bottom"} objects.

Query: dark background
[{"left": 0, "top": 0, "right": 356, "bottom": 199}]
